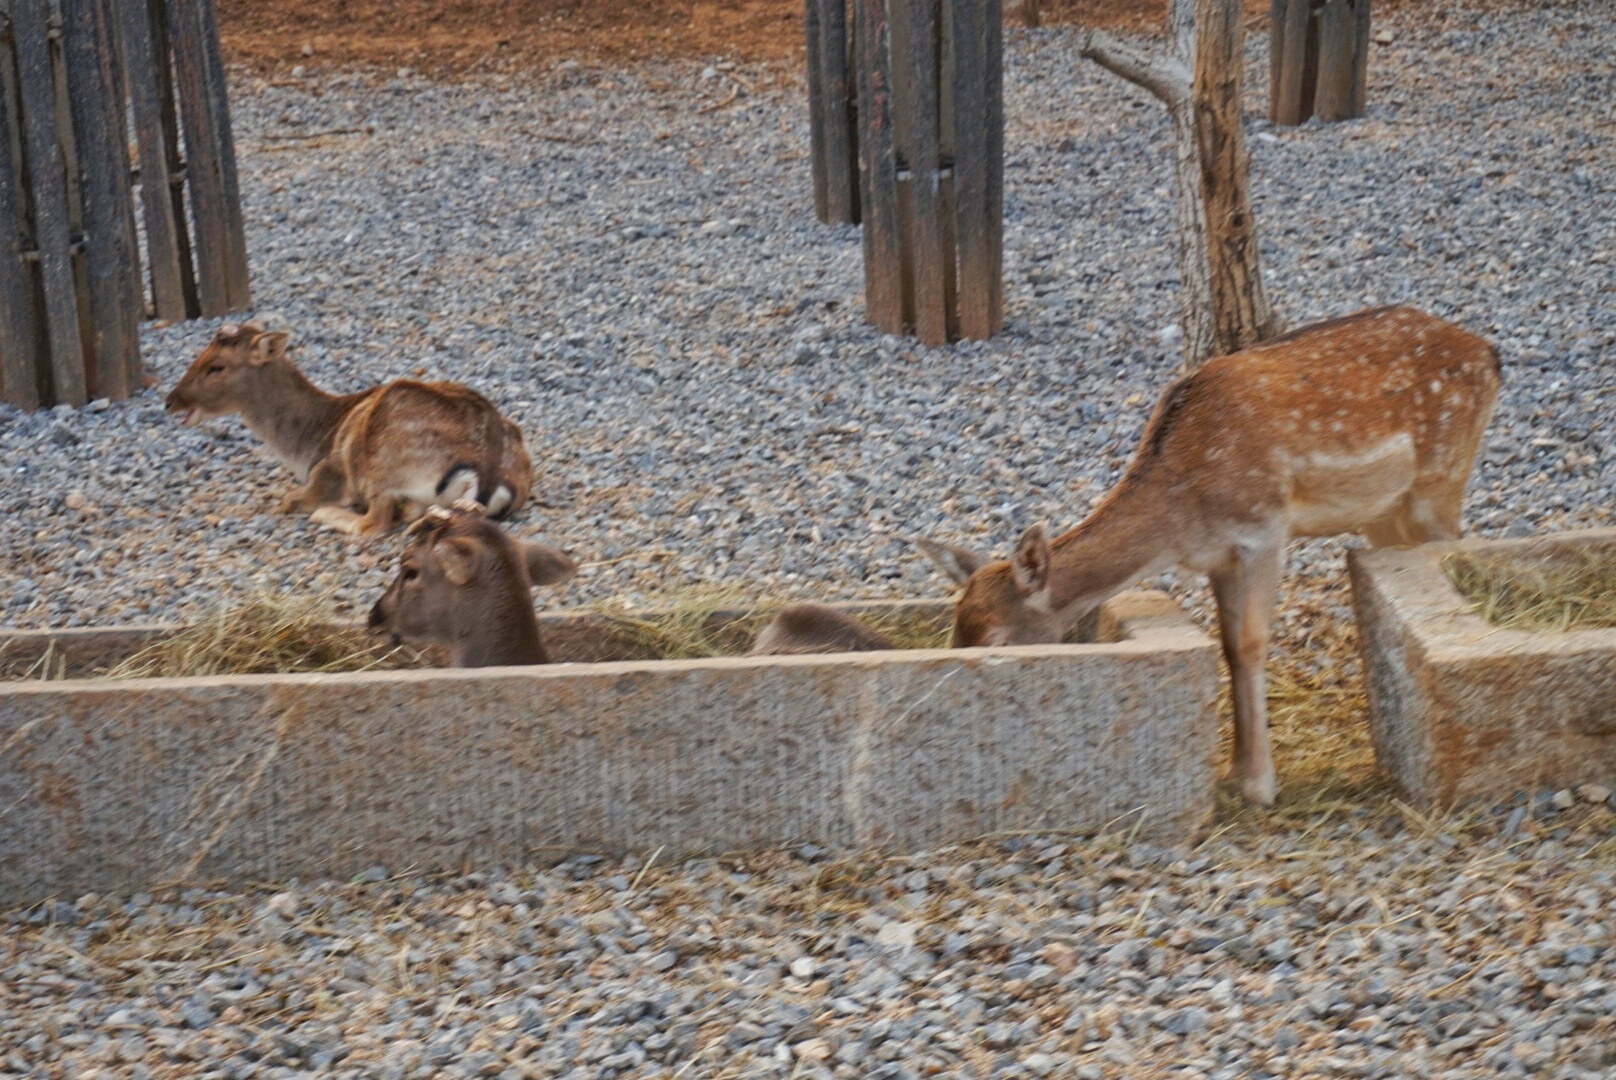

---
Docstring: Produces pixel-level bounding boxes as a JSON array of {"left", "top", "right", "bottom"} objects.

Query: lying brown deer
[
  {"left": 368, "top": 505, "right": 576, "bottom": 667},
  {"left": 919, "top": 306, "right": 1501, "bottom": 805},
  {"left": 166, "top": 322, "right": 534, "bottom": 536},
  {"left": 748, "top": 603, "right": 896, "bottom": 655}
]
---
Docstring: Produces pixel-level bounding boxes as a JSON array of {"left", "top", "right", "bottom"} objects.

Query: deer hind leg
[
  {"left": 1363, "top": 482, "right": 1466, "bottom": 548},
  {"left": 1210, "top": 543, "right": 1284, "bottom": 806}
]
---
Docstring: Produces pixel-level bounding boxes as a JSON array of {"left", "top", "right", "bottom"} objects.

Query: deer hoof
[
  {"left": 309, "top": 506, "right": 362, "bottom": 534},
  {"left": 1240, "top": 773, "right": 1277, "bottom": 807}
]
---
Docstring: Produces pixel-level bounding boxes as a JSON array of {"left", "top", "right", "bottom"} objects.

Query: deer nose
[{"left": 367, "top": 597, "right": 389, "bottom": 631}]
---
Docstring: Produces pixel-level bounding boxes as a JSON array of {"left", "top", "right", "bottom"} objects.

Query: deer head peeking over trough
[
  {"left": 919, "top": 306, "right": 1501, "bottom": 806},
  {"left": 166, "top": 321, "right": 535, "bottom": 536},
  {"left": 369, "top": 505, "right": 577, "bottom": 668},
  {"left": 748, "top": 603, "right": 897, "bottom": 656}
]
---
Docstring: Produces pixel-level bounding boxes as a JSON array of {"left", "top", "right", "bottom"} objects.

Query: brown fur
[
  {"left": 165, "top": 322, "right": 535, "bottom": 536},
  {"left": 748, "top": 604, "right": 896, "bottom": 656},
  {"left": 368, "top": 505, "right": 576, "bottom": 668},
  {"left": 922, "top": 306, "right": 1501, "bottom": 805}
]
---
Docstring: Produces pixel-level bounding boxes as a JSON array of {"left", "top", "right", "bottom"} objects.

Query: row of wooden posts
[
  {"left": 808, "top": 0, "right": 1371, "bottom": 346},
  {"left": 808, "top": 0, "right": 1006, "bottom": 347},
  {"left": 0, "top": 0, "right": 248, "bottom": 411}
]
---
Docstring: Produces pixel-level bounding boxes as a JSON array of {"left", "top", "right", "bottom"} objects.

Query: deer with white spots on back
[
  {"left": 166, "top": 321, "right": 534, "bottom": 536},
  {"left": 918, "top": 306, "right": 1501, "bottom": 806}
]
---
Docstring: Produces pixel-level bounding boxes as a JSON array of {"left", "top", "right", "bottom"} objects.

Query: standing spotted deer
[
  {"left": 919, "top": 306, "right": 1501, "bottom": 805},
  {"left": 166, "top": 322, "right": 534, "bottom": 536},
  {"left": 369, "top": 505, "right": 576, "bottom": 667}
]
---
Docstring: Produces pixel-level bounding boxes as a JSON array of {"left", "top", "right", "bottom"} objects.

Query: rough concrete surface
[
  {"left": 0, "top": 594, "right": 1216, "bottom": 905},
  {"left": 1350, "top": 528, "right": 1616, "bottom": 807}
]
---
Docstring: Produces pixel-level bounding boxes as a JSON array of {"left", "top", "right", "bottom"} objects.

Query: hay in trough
[
  {"left": 105, "top": 592, "right": 425, "bottom": 679},
  {"left": 1446, "top": 549, "right": 1616, "bottom": 633}
]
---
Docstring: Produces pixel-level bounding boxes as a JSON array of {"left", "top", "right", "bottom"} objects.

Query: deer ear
[
  {"left": 250, "top": 331, "right": 289, "bottom": 366},
  {"left": 1010, "top": 523, "right": 1051, "bottom": 597},
  {"left": 432, "top": 536, "right": 482, "bottom": 586},
  {"left": 521, "top": 541, "right": 577, "bottom": 586},
  {"left": 915, "top": 537, "right": 987, "bottom": 586}
]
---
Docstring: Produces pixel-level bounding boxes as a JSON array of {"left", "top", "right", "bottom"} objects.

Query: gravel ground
[
  {"left": 1, "top": 3, "right": 1611, "bottom": 631},
  {"left": 3, "top": 798, "right": 1614, "bottom": 1079},
  {"left": 4, "top": 5, "right": 1616, "bottom": 1077}
]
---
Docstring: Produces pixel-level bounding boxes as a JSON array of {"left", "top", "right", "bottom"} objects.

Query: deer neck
[
  {"left": 1045, "top": 475, "right": 1178, "bottom": 624},
  {"left": 235, "top": 364, "right": 360, "bottom": 480},
  {"left": 450, "top": 590, "right": 548, "bottom": 668}
]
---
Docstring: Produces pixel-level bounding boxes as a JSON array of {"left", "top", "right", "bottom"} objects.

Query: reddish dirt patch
[
  {"left": 218, "top": 0, "right": 1466, "bottom": 74},
  {"left": 218, "top": 0, "right": 1179, "bottom": 74},
  {"left": 221, "top": 0, "right": 816, "bottom": 73}
]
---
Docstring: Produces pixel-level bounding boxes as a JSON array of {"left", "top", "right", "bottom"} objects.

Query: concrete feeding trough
[
  {"left": 0, "top": 592, "right": 1218, "bottom": 905},
  {"left": 1350, "top": 527, "right": 1616, "bottom": 806}
]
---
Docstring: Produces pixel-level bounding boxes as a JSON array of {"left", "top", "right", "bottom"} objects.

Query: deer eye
[
  {"left": 207, "top": 364, "right": 224, "bottom": 374},
  {"left": 401, "top": 566, "right": 420, "bottom": 582}
]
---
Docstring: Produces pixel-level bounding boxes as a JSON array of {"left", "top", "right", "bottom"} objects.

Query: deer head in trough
[{"left": 369, "top": 505, "right": 576, "bottom": 668}]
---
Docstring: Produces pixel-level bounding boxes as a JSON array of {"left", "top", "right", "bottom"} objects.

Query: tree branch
[{"left": 1080, "top": 30, "right": 1191, "bottom": 109}]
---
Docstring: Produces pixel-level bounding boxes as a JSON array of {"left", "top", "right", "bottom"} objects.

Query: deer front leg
[
  {"left": 1210, "top": 543, "right": 1284, "bottom": 806},
  {"left": 353, "top": 497, "right": 402, "bottom": 537},
  {"left": 278, "top": 458, "right": 345, "bottom": 515}
]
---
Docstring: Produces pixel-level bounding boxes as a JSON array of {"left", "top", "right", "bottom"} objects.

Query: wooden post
[
  {"left": 119, "top": 0, "right": 191, "bottom": 322},
  {"left": 167, "top": 0, "right": 249, "bottom": 315},
  {"left": 806, "top": 0, "right": 859, "bottom": 225},
  {"left": 854, "top": 0, "right": 1002, "bottom": 344},
  {"left": 892, "top": 0, "right": 948, "bottom": 345},
  {"left": 1270, "top": 0, "right": 1370, "bottom": 125},
  {"left": 1350, "top": 0, "right": 1371, "bottom": 116},
  {"left": 1268, "top": 0, "right": 1312, "bottom": 126},
  {"left": 951, "top": 0, "right": 1003, "bottom": 339},
  {"left": 856, "top": 0, "right": 903, "bottom": 334},
  {"left": 0, "top": 4, "right": 43, "bottom": 410},
  {"left": 61, "top": 0, "right": 142, "bottom": 400},
  {"left": 11, "top": 0, "right": 87, "bottom": 406}
]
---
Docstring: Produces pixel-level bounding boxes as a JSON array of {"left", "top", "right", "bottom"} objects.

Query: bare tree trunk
[{"left": 1082, "top": 0, "right": 1278, "bottom": 367}]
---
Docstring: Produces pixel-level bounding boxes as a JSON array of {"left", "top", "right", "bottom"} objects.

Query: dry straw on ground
[
  {"left": 103, "top": 592, "right": 424, "bottom": 679},
  {"left": 1446, "top": 550, "right": 1616, "bottom": 632}
]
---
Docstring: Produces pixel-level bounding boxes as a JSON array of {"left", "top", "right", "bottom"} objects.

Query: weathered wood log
[
  {"left": 807, "top": 0, "right": 859, "bottom": 225},
  {"left": 1270, "top": 0, "right": 1370, "bottom": 125},
  {"left": 856, "top": 0, "right": 903, "bottom": 334},
  {"left": 120, "top": 0, "right": 191, "bottom": 322},
  {"left": 1268, "top": 0, "right": 1313, "bottom": 126},
  {"left": 11, "top": 0, "right": 87, "bottom": 405},
  {"left": 892, "top": 0, "right": 948, "bottom": 345},
  {"left": 62, "top": 0, "right": 143, "bottom": 400},
  {"left": 0, "top": 4, "right": 43, "bottom": 409},
  {"left": 951, "top": 0, "right": 1003, "bottom": 339},
  {"left": 167, "top": 0, "right": 250, "bottom": 315}
]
